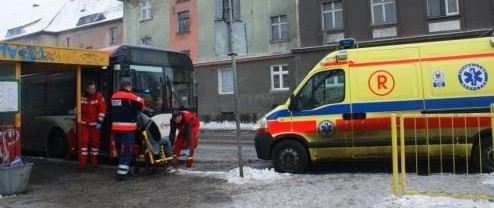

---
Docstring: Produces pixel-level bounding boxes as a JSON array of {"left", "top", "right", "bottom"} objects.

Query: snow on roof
[
  {"left": 0, "top": 0, "right": 66, "bottom": 40},
  {"left": 0, "top": 0, "right": 122, "bottom": 41},
  {"left": 45, "top": 0, "right": 122, "bottom": 32}
]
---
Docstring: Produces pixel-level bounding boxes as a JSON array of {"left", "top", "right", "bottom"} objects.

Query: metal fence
[{"left": 391, "top": 107, "right": 494, "bottom": 200}]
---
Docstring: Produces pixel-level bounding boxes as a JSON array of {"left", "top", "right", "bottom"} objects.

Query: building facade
[
  {"left": 122, "top": 0, "right": 299, "bottom": 121},
  {"left": 121, "top": 0, "right": 494, "bottom": 122},
  {"left": 294, "top": 0, "right": 494, "bottom": 79}
]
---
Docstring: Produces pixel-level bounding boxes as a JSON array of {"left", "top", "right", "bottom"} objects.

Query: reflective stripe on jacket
[
  {"left": 111, "top": 90, "right": 144, "bottom": 131},
  {"left": 81, "top": 92, "right": 106, "bottom": 125}
]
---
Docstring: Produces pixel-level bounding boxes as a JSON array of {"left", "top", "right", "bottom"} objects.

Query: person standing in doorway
[
  {"left": 79, "top": 81, "right": 106, "bottom": 172},
  {"left": 111, "top": 80, "right": 144, "bottom": 181}
]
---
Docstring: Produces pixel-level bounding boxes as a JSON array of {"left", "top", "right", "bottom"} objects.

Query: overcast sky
[{"left": 0, "top": 0, "right": 60, "bottom": 18}]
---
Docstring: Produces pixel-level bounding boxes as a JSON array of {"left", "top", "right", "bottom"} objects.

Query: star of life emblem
[{"left": 318, "top": 120, "right": 335, "bottom": 137}]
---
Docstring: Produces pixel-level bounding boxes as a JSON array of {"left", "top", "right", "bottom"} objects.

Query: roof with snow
[{"left": 0, "top": 0, "right": 123, "bottom": 41}]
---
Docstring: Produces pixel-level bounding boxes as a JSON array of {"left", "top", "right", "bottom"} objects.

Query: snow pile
[
  {"left": 177, "top": 167, "right": 289, "bottom": 185},
  {"left": 483, "top": 173, "right": 494, "bottom": 185},
  {"left": 224, "top": 167, "right": 288, "bottom": 184},
  {"left": 200, "top": 121, "right": 256, "bottom": 131},
  {"left": 376, "top": 195, "right": 494, "bottom": 208}
]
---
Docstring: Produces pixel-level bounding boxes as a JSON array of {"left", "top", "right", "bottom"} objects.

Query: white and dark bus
[{"left": 21, "top": 45, "right": 196, "bottom": 158}]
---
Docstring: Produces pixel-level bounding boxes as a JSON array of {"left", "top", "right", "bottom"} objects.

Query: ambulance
[{"left": 255, "top": 37, "right": 494, "bottom": 173}]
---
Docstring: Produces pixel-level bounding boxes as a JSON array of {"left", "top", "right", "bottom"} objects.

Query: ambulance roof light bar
[{"left": 338, "top": 38, "right": 358, "bottom": 49}]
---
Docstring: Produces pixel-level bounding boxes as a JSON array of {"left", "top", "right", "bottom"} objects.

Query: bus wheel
[
  {"left": 472, "top": 135, "right": 494, "bottom": 173},
  {"left": 47, "top": 130, "right": 68, "bottom": 158},
  {"left": 272, "top": 140, "right": 308, "bottom": 173}
]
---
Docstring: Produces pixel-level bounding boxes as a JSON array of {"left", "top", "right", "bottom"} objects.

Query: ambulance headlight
[{"left": 256, "top": 117, "right": 268, "bottom": 133}]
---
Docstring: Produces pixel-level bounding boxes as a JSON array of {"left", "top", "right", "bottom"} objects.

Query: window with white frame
[
  {"left": 139, "top": 0, "right": 152, "bottom": 21},
  {"left": 108, "top": 27, "right": 117, "bottom": 45},
  {"left": 218, "top": 68, "right": 234, "bottom": 94},
  {"left": 322, "top": 1, "right": 343, "bottom": 31},
  {"left": 178, "top": 10, "right": 190, "bottom": 33},
  {"left": 271, "top": 15, "right": 288, "bottom": 41},
  {"left": 271, "top": 65, "right": 289, "bottom": 91},
  {"left": 427, "top": 0, "right": 459, "bottom": 18},
  {"left": 371, "top": 0, "right": 396, "bottom": 25}
]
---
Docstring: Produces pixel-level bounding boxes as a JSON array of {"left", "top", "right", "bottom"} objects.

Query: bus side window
[{"left": 295, "top": 69, "right": 345, "bottom": 110}]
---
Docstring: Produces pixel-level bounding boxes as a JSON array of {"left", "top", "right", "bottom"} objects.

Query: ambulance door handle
[{"left": 342, "top": 113, "right": 366, "bottom": 120}]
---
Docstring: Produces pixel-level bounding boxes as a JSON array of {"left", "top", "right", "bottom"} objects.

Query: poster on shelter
[{"left": 0, "top": 81, "right": 19, "bottom": 113}]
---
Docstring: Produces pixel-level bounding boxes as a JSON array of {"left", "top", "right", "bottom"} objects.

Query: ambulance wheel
[
  {"left": 471, "top": 135, "right": 494, "bottom": 173},
  {"left": 47, "top": 129, "right": 68, "bottom": 158},
  {"left": 272, "top": 140, "right": 308, "bottom": 173}
]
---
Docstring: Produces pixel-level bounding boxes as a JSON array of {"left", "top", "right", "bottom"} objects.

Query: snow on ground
[
  {"left": 200, "top": 121, "right": 256, "bottom": 131},
  {"left": 178, "top": 167, "right": 289, "bottom": 185},
  {"left": 378, "top": 195, "right": 494, "bottom": 208},
  {"left": 178, "top": 167, "right": 494, "bottom": 208}
]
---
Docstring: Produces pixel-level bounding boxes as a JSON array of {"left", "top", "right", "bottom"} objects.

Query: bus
[{"left": 20, "top": 45, "right": 196, "bottom": 158}]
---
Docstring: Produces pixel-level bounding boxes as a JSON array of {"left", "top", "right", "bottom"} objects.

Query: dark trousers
[{"left": 114, "top": 131, "right": 135, "bottom": 175}]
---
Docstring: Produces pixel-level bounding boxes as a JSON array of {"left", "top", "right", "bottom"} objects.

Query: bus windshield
[{"left": 113, "top": 63, "right": 194, "bottom": 112}]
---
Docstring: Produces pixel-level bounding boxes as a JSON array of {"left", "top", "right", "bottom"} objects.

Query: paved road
[{"left": 0, "top": 131, "right": 271, "bottom": 208}]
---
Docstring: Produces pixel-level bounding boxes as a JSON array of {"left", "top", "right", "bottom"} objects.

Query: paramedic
[
  {"left": 79, "top": 81, "right": 106, "bottom": 172},
  {"left": 111, "top": 80, "right": 144, "bottom": 181},
  {"left": 169, "top": 110, "right": 200, "bottom": 170}
]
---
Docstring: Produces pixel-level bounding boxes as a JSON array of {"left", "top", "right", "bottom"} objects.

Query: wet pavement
[
  {"left": 0, "top": 157, "right": 270, "bottom": 208},
  {"left": 0, "top": 131, "right": 267, "bottom": 208}
]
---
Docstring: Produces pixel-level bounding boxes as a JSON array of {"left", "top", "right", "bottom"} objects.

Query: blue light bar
[{"left": 338, "top": 38, "right": 356, "bottom": 48}]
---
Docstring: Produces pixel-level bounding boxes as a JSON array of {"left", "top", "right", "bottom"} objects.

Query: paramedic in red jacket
[
  {"left": 169, "top": 110, "right": 200, "bottom": 170},
  {"left": 111, "top": 80, "right": 144, "bottom": 181},
  {"left": 79, "top": 81, "right": 106, "bottom": 171}
]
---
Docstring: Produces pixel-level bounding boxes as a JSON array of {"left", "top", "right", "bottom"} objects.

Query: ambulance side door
[
  {"left": 348, "top": 47, "right": 423, "bottom": 158},
  {"left": 291, "top": 68, "right": 352, "bottom": 158}
]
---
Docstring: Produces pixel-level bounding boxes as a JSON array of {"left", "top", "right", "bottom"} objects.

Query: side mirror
[{"left": 288, "top": 94, "right": 298, "bottom": 111}]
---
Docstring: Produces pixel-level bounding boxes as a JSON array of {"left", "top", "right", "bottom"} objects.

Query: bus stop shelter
[{"left": 0, "top": 42, "right": 109, "bottom": 165}]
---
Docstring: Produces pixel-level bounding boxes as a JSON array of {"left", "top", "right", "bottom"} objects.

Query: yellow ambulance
[{"left": 255, "top": 37, "right": 494, "bottom": 173}]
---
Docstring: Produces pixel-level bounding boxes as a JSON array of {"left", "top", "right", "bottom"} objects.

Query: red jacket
[
  {"left": 81, "top": 92, "right": 106, "bottom": 126},
  {"left": 169, "top": 111, "right": 200, "bottom": 148},
  {"left": 110, "top": 90, "right": 144, "bottom": 131}
]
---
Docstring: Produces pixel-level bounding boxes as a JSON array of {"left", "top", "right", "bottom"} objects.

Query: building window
[
  {"left": 271, "top": 15, "right": 288, "bottom": 41},
  {"left": 140, "top": 36, "right": 152, "bottom": 45},
  {"left": 108, "top": 27, "right": 117, "bottom": 45},
  {"left": 322, "top": 1, "right": 343, "bottom": 31},
  {"left": 427, "top": 0, "right": 459, "bottom": 18},
  {"left": 370, "top": 0, "right": 396, "bottom": 25},
  {"left": 77, "top": 13, "right": 105, "bottom": 26},
  {"left": 178, "top": 11, "right": 190, "bottom": 33},
  {"left": 176, "top": 0, "right": 189, "bottom": 3},
  {"left": 271, "top": 65, "right": 289, "bottom": 91},
  {"left": 6, "top": 27, "right": 24, "bottom": 37},
  {"left": 214, "top": 0, "right": 241, "bottom": 21},
  {"left": 65, "top": 37, "right": 71, "bottom": 47},
  {"left": 218, "top": 68, "right": 233, "bottom": 94},
  {"left": 140, "top": 0, "right": 152, "bottom": 21}
]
